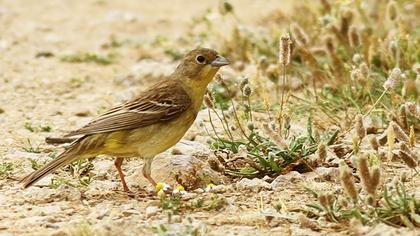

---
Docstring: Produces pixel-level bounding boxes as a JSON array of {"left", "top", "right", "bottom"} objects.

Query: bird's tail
[
  {"left": 45, "top": 136, "right": 77, "bottom": 145},
  {"left": 20, "top": 138, "right": 87, "bottom": 188}
]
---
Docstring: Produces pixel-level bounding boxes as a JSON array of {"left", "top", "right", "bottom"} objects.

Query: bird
[{"left": 20, "top": 48, "right": 230, "bottom": 191}]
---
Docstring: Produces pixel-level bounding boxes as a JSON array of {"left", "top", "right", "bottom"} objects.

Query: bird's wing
[{"left": 65, "top": 80, "right": 192, "bottom": 137}]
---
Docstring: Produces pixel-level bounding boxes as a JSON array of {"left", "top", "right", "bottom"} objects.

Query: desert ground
[{"left": 0, "top": 0, "right": 419, "bottom": 235}]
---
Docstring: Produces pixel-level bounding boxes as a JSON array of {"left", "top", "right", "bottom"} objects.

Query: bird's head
[{"left": 174, "top": 48, "right": 230, "bottom": 87}]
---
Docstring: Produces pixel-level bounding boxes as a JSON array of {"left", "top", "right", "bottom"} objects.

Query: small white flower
[{"left": 205, "top": 183, "right": 215, "bottom": 192}]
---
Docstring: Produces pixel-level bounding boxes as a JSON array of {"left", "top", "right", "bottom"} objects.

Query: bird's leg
[
  {"left": 114, "top": 158, "right": 130, "bottom": 192},
  {"left": 142, "top": 157, "right": 157, "bottom": 187}
]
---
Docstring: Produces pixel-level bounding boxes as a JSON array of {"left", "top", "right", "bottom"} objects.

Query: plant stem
[
  {"left": 279, "top": 64, "right": 287, "bottom": 136},
  {"left": 364, "top": 88, "right": 388, "bottom": 118}
]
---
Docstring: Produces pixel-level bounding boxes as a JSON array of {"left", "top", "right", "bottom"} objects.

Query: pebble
[{"left": 145, "top": 206, "right": 161, "bottom": 218}]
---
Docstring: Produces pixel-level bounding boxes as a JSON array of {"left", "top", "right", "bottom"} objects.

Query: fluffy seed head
[
  {"left": 391, "top": 121, "right": 409, "bottom": 143},
  {"left": 279, "top": 33, "right": 291, "bottom": 66},
  {"left": 369, "top": 136, "right": 380, "bottom": 152},
  {"left": 325, "top": 35, "right": 335, "bottom": 55},
  {"left": 387, "top": 123, "right": 396, "bottom": 161},
  {"left": 386, "top": 1, "right": 398, "bottom": 21},
  {"left": 339, "top": 161, "right": 358, "bottom": 203},
  {"left": 348, "top": 25, "right": 360, "bottom": 47},
  {"left": 409, "top": 125, "right": 415, "bottom": 147},
  {"left": 357, "top": 154, "right": 375, "bottom": 196},
  {"left": 239, "top": 77, "right": 249, "bottom": 91},
  {"left": 355, "top": 114, "right": 366, "bottom": 140},
  {"left": 399, "top": 147, "right": 418, "bottom": 169},
  {"left": 383, "top": 68, "right": 401, "bottom": 90},
  {"left": 204, "top": 93, "right": 214, "bottom": 109},
  {"left": 405, "top": 102, "right": 419, "bottom": 118},
  {"left": 352, "top": 54, "right": 362, "bottom": 64},
  {"left": 360, "top": 63, "right": 369, "bottom": 77},
  {"left": 291, "top": 23, "right": 309, "bottom": 46},
  {"left": 243, "top": 84, "right": 252, "bottom": 96},
  {"left": 339, "top": 7, "right": 353, "bottom": 35},
  {"left": 317, "top": 142, "right": 327, "bottom": 163},
  {"left": 370, "top": 166, "right": 381, "bottom": 194}
]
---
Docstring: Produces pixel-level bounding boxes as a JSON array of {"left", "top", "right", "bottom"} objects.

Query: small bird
[{"left": 21, "top": 48, "right": 229, "bottom": 191}]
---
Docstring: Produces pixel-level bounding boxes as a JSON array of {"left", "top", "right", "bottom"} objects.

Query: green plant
[
  {"left": 60, "top": 52, "right": 116, "bottom": 65},
  {"left": 0, "top": 162, "right": 13, "bottom": 179}
]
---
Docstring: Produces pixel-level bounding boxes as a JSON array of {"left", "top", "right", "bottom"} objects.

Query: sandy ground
[{"left": 0, "top": 0, "right": 418, "bottom": 235}]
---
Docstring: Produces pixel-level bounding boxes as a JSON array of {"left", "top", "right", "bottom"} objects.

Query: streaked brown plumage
[{"left": 21, "top": 48, "right": 230, "bottom": 191}]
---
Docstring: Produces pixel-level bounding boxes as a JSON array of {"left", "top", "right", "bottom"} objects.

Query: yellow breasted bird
[{"left": 21, "top": 48, "right": 230, "bottom": 191}]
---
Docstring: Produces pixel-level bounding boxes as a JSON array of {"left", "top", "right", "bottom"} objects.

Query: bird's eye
[{"left": 195, "top": 55, "right": 206, "bottom": 64}]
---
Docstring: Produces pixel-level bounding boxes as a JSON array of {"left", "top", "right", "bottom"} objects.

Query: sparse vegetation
[
  {"left": 0, "top": 162, "right": 13, "bottom": 179},
  {"left": 1, "top": 0, "right": 418, "bottom": 235},
  {"left": 60, "top": 52, "right": 117, "bottom": 65}
]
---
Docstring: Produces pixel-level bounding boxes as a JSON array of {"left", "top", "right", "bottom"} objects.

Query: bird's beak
[{"left": 211, "top": 55, "right": 230, "bottom": 67}]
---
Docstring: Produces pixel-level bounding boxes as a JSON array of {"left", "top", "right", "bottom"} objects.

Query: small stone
[
  {"left": 302, "top": 167, "right": 339, "bottom": 182},
  {"left": 271, "top": 171, "right": 303, "bottom": 188},
  {"left": 145, "top": 206, "right": 161, "bottom": 218},
  {"left": 236, "top": 178, "right": 271, "bottom": 191},
  {"left": 171, "top": 148, "right": 183, "bottom": 155},
  {"left": 181, "top": 192, "right": 198, "bottom": 200},
  {"left": 74, "top": 111, "right": 91, "bottom": 117},
  {"left": 207, "top": 184, "right": 232, "bottom": 193}
]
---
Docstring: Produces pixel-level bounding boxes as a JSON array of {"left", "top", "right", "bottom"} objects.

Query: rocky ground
[{"left": 0, "top": 0, "right": 418, "bottom": 235}]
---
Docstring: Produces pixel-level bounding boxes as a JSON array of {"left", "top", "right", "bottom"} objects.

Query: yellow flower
[
  {"left": 176, "top": 185, "right": 185, "bottom": 191},
  {"left": 155, "top": 182, "right": 165, "bottom": 191},
  {"left": 157, "top": 189, "right": 166, "bottom": 199}
]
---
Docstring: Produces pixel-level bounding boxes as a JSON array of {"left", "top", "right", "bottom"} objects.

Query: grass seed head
[
  {"left": 369, "top": 136, "right": 380, "bottom": 152},
  {"left": 386, "top": 0, "right": 398, "bottom": 21},
  {"left": 239, "top": 77, "right": 249, "bottom": 91},
  {"left": 409, "top": 125, "right": 415, "bottom": 147},
  {"left": 357, "top": 154, "right": 376, "bottom": 196},
  {"left": 291, "top": 23, "right": 309, "bottom": 46},
  {"left": 243, "top": 84, "right": 252, "bottom": 96},
  {"left": 391, "top": 121, "right": 409, "bottom": 143},
  {"left": 405, "top": 102, "right": 419, "bottom": 118},
  {"left": 355, "top": 114, "right": 366, "bottom": 140},
  {"left": 383, "top": 68, "right": 401, "bottom": 90},
  {"left": 398, "top": 150, "right": 418, "bottom": 169},
  {"left": 359, "top": 62, "right": 369, "bottom": 78},
  {"left": 317, "top": 142, "right": 327, "bottom": 163},
  {"left": 348, "top": 25, "right": 360, "bottom": 47},
  {"left": 279, "top": 33, "right": 291, "bottom": 66},
  {"left": 339, "top": 161, "right": 358, "bottom": 203},
  {"left": 325, "top": 35, "right": 335, "bottom": 55},
  {"left": 387, "top": 123, "right": 396, "bottom": 161},
  {"left": 352, "top": 54, "right": 362, "bottom": 64},
  {"left": 204, "top": 93, "right": 214, "bottom": 109},
  {"left": 339, "top": 7, "right": 353, "bottom": 36},
  {"left": 370, "top": 166, "right": 381, "bottom": 194},
  {"left": 398, "top": 105, "right": 408, "bottom": 129}
]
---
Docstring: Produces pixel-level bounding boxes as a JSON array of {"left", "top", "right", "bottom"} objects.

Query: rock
[
  {"left": 236, "top": 178, "right": 271, "bottom": 191},
  {"left": 271, "top": 171, "right": 304, "bottom": 188},
  {"left": 302, "top": 167, "right": 339, "bottom": 182},
  {"left": 145, "top": 206, "right": 160, "bottom": 218},
  {"left": 207, "top": 184, "right": 233, "bottom": 193}
]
